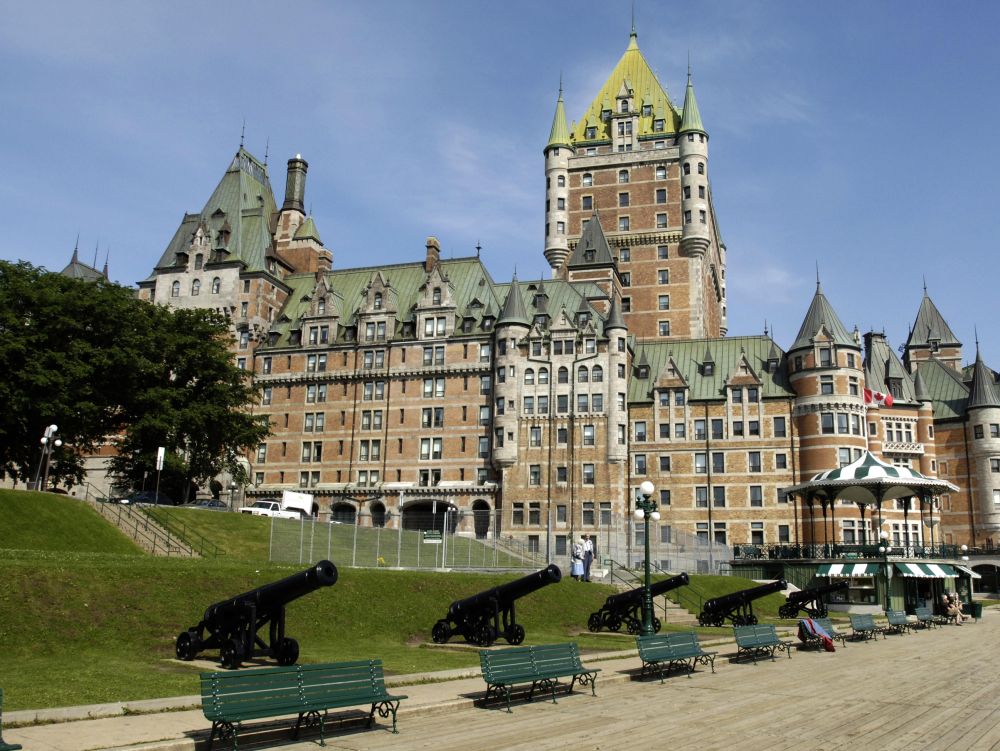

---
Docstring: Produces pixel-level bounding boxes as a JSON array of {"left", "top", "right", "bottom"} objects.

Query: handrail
[
  {"left": 604, "top": 559, "right": 700, "bottom": 622},
  {"left": 92, "top": 501, "right": 191, "bottom": 556},
  {"left": 144, "top": 509, "right": 223, "bottom": 557},
  {"left": 731, "top": 542, "right": 980, "bottom": 561}
]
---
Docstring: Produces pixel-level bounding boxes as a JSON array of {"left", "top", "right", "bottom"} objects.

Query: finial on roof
[
  {"left": 764, "top": 319, "right": 769, "bottom": 337},
  {"left": 476, "top": 241, "right": 481, "bottom": 257},
  {"left": 688, "top": 50, "right": 691, "bottom": 78},
  {"left": 240, "top": 120, "right": 245, "bottom": 148},
  {"left": 631, "top": 0, "right": 636, "bottom": 37},
  {"left": 816, "top": 262, "right": 821, "bottom": 290},
  {"left": 93, "top": 239, "right": 99, "bottom": 268},
  {"left": 922, "top": 275, "right": 927, "bottom": 295},
  {"left": 71, "top": 233, "right": 80, "bottom": 264},
  {"left": 975, "top": 325, "right": 980, "bottom": 352},
  {"left": 559, "top": 71, "right": 563, "bottom": 96},
  {"left": 263, "top": 136, "right": 269, "bottom": 167}
]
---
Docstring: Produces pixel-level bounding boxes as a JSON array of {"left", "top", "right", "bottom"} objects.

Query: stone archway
[
  {"left": 401, "top": 500, "right": 454, "bottom": 531},
  {"left": 330, "top": 502, "right": 357, "bottom": 525},
  {"left": 370, "top": 501, "right": 387, "bottom": 528},
  {"left": 472, "top": 499, "right": 491, "bottom": 539}
]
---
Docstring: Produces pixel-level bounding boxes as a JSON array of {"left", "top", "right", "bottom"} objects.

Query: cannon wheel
[
  {"left": 275, "top": 637, "right": 299, "bottom": 666},
  {"left": 607, "top": 615, "right": 622, "bottom": 632},
  {"left": 175, "top": 630, "right": 199, "bottom": 661},
  {"left": 712, "top": 615, "right": 725, "bottom": 627},
  {"left": 587, "top": 613, "right": 604, "bottom": 633},
  {"left": 506, "top": 624, "right": 525, "bottom": 645},
  {"left": 652, "top": 617, "right": 662, "bottom": 634},
  {"left": 626, "top": 618, "right": 641, "bottom": 635},
  {"left": 220, "top": 638, "right": 242, "bottom": 670},
  {"left": 778, "top": 605, "right": 796, "bottom": 619},
  {"left": 475, "top": 623, "right": 495, "bottom": 648},
  {"left": 431, "top": 620, "right": 451, "bottom": 644},
  {"left": 748, "top": 614, "right": 758, "bottom": 625}
]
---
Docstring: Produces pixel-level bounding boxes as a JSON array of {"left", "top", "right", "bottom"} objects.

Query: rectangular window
[
  {"left": 675, "top": 423, "right": 686, "bottom": 438},
  {"left": 557, "top": 467, "right": 568, "bottom": 483},
  {"left": 695, "top": 453, "right": 707, "bottom": 474},
  {"left": 695, "top": 419, "right": 706, "bottom": 440},
  {"left": 749, "top": 451, "right": 762, "bottom": 472},
  {"left": 634, "top": 421, "right": 647, "bottom": 442},
  {"left": 733, "top": 421, "right": 744, "bottom": 437},
  {"left": 712, "top": 452, "right": 725, "bottom": 473},
  {"left": 658, "top": 294, "right": 670, "bottom": 310},
  {"left": 529, "top": 465, "right": 541, "bottom": 486},
  {"left": 656, "top": 213, "right": 668, "bottom": 228},
  {"left": 583, "top": 424, "right": 595, "bottom": 446},
  {"left": 776, "top": 453, "right": 788, "bottom": 469},
  {"left": 821, "top": 413, "right": 835, "bottom": 434},
  {"left": 582, "top": 464, "right": 595, "bottom": 485},
  {"left": 656, "top": 188, "right": 666, "bottom": 203},
  {"left": 773, "top": 417, "right": 787, "bottom": 438},
  {"left": 750, "top": 486, "right": 763, "bottom": 507},
  {"left": 712, "top": 419, "right": 724, "bottom": 440},
  {"left": 529, "top": 426, "right": 541, "bottom": 447},
  {"left": 821, "top": 376, "right": 834, "bottom": 395},
  {"left": 634, "top": 454, "right": 647, "bottom": 475},
  {"left": 695, "top": 487, "right": 708, "bottom": 508},
  {"left": 619, "top": 192, "right": 630, "bottom": 207},
  {"left": 713, "top": 486, "right": 726, "bottom": 508},
  {"left": 732, "top": 387, "right": 743, "bottom": 403}
]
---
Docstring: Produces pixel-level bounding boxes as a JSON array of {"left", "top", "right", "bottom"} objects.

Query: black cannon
[
  {"left": 431, "top": 564, "right": 561, "bottom": 647},
  {"left": 175, "top": 560, "right": 337, "bottom": 669},
  {"left": 778, "top": 580, "right": 849, "bottom": 619},
  {"left": 587, "top": 572, "right": 689, "bottom": 634},
  {"left": 697, "top": 579, "right": 787, "bottom": 627}
]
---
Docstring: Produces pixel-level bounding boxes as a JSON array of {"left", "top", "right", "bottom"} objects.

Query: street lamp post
[
  {"left": 229, "top": 482, "right": 237, "bottom": 508},
  {"left": 33, "top": 424, "right": 61, "bottom": 491},
  {"left": 632, "top": 480, "right": 660, "bottom": 636},
  {"left": 878, "top": 529, "right": 892, "bottom": 611}
]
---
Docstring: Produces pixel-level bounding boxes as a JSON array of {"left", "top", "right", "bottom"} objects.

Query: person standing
[
  {"left": 582, "top": 533, "right": 594, "bottom": 582},
  {"left": 570, "top": 538, "right": 584, "bottom": 581}
]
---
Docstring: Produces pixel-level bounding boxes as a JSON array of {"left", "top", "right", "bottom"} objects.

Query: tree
[
  {"left": 0, "top": 260, "right": 270, "bottom": 495},
  {"left": 109, "top": 306, "right": 270, "bottom": 501}
]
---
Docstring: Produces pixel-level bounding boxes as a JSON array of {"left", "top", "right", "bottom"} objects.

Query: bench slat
[{"left": 479, "top": 643, "right": 599, "bottom": 713}]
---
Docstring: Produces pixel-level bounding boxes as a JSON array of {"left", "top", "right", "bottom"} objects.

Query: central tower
[{"left": 543, "top": 30, "right": 727, "bottom": 340}]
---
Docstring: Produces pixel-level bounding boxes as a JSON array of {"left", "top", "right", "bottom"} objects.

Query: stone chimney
[
  {"left": 425, "top": 236, "right": 441, "bottom": 272},
  {"left": 282, "top": 155, "right": 308, "bottom": 213}
]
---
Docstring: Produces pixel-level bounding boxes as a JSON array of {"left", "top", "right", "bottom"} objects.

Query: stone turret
[
  {"left": 966, "top": 350, "right": 1000, "bottom": 538},
  {"left": 493, "top": 277, "right": 530, "bottom": 467},
  {"left": 679, "top": 73, "right": 709, "bottom": 259},
  {"left": 544, "top": 85, "right": 574, "bottom": 277}
]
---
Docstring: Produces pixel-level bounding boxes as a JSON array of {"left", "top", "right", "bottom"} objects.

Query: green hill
[{"left": 0, "top": 489, "right": 141, "bottom": 554}]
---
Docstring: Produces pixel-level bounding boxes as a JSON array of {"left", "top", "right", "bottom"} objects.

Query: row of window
[
  {"left": 582, "top": 165, "right": 670, "bottom": 187},
  {"left": 973, "top": 423, "right": 1000, "bottom": 439},
  {"left": 642, "top": 416, "right": 788, "bottom": 441},
  {"left": 620, "top": 269, "right": 671, "bottom": 286}
]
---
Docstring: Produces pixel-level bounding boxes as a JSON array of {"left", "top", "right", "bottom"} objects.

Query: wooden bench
[
  {"left": 913, "top": 606, "right": 942, "bottom": 629},
  {"left": 479, "top": 642, "right": 600, "bottom": 713},
  {"left": 201, "top": 659, "right": 407, "bottom": 750},
  {"left": 849, "top": 613, "right": 884, "bottom": 641},
  {"left": 733, "top": 624, "right": 794, "bottom": 664},
  {"left": 797, "top": 617, "right": 848, "bottom": 650},
  {"left": 0, "top": 689, "right": 22, "bottom": 751},
  {"left": 884, "top": 610, "right": 915, "bottom": 635},
  {"left": 636, "top": 632, "right": 717, "bottom": 682}
]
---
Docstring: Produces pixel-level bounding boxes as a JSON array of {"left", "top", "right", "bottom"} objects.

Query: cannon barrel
[
  {"left": 603, "top": 572, "right": 690, "bottom": 609},
  {"left": 204, "top": 560, "right": 338, "bottom": 624},
  {"left": 784, "top": 580, "right": 849, "bottom": 605},
  {"left": 449, "top": 564, "right": 561, "bottom": 618},
  {"left": 701, "top": 579, "right": 787, "bottom": 616}
]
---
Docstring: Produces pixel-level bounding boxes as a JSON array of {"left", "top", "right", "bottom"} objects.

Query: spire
[
  {"left": 679, "top": 70, "right": 705, "bottom": 134},
  {"left": 905, "top": 287, "right": 961, "bottom": 348},
  {"left": 605, "top": 295, "right": 626, "bottom": 331},
  {"left": 498, "top": 275, "right": 530, "bottom": 327},
  {"left": 546, "top": 81, "right": 572, "bottom": 150},
  {"left": 913, "top": 368, "right": 930, "bottom": 402},
  {"left": 567, "top": 213, "right": 615, "bottom": 268},
  {"left": 791, "top": 283, "right": 856, "bottom": 351},
  {"left": 967, "top": 350, "right": 1000, "bottom": 409},
  {"left": 71, "top": 234, "right": 79, "bottom": 264}
]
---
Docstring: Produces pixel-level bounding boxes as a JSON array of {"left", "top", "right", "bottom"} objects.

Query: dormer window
[
  {"left": 819, "top": 348, "right": 832, "bottom": 367},
  {"left": 585, "top": 126, "right": 597, "bottom": 139},
  {"left": 642, "top": 104, "right": 652, "bottom": 117},
  {"left": 602, "top": 109, "right": 611, "bottom": 121},
  {"left": 432, "top": 287, "right": 442, "bottom": 305},
  {"left": 211, "top": 277, "right": 221, "bottom": 294},
  {"left": 194, "top": 254, "right": 203, "bottom": 270},
  {"left": 374, "top": 292, "right": 382, "bottom": 310},
  {"left": 584, "top": 249, "right": 595, "bottom": 262},
  {"left": 930, "top": 339, "right": 940, "bottom": 352},
  {"left": 619, "top": 99, "right": 629, "bottom": 113},
  {"left": 653, "top": 119, "right": 664, "bottom": 132},
  {"left": 637, "top": 364, "right": 649, "bottom": 379},
  {"left": 318, "top": 298, "right": 326, "bottom": 315},
  {"left": 704, "top": 362, "right": 714, "bottom": 376}
]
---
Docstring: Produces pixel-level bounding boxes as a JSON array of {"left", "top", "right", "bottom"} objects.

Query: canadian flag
[{"left": 864, "top": 388, "right": 894, "bottom": 408}]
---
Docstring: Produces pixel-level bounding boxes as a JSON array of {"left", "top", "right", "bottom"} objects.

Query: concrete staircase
[{"left": 88, "top": 500, "right": 197, "bottom": 557}]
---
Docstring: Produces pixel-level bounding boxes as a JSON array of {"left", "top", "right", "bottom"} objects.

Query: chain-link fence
[{"left": 269, "top": 510, "right": 731, "bottom": 576}]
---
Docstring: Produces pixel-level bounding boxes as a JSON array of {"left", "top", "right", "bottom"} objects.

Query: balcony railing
[{"left": 731, "top": 542, "right": 996, "bottom": 561}]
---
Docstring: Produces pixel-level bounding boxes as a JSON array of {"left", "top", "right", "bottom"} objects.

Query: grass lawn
[{"left": 0, "top": 490, "right": 140, "bottom": 555}]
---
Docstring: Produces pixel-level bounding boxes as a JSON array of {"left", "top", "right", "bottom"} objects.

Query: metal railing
[
  {"left": 143, "top": 509, "right": 224, "bottom": 557},
  {"left": 731, "top": 542, "right": 979, "bottom": 561},
  {"left": 91, "top": 501, "right": 193, "bottom": 557}
]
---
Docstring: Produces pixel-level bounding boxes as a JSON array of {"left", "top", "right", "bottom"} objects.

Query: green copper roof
[
  {"left": 913, "top": 368, "right": 930, "bottom": 401},
  {"left": 151, "top": 148, "right": 277, "bottom": 277},
  {"left": 546, "top": 88, "right": 572, "bottom": 150},
  {"left": 914, "top": 359, "right": 970, "bottom": 420},
  {"left": 293, "top": 216, "right": 322, "bottom": 244},
  {"left": 498, "top": 274, "right": 531, "bottom": 327},
  {"left": 679, "top": 74, "right": 705, "bottom": 133},
  {"left": 571, "top": 33, "right": 680, "bottom": 143},
  {"left": 864, "top": 333, "right": 916, "bottom": 404},
  {"left": 61, "top": 246, "right": 106, "bottom": 281},
  {"left": 629, "top": 336, "right": 794, "bottom": 403},
  {"left": 567, "top": 214, "right": 615, "bottom": 268},
  {"left": 967, "top": 351, "right": 1000, "bottom": 409},
  {"left": 790, "top": 284, "right": 857, "bottom": 352},
  {"left": 906, "top": 290, "right": 960, "bottom": 348}
]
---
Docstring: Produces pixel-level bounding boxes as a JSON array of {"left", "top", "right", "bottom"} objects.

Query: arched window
[
  {"left": 317, "top": 298, "right": 326, "bottom": 315},
  {"left": 211, "top": 277, "right": 221, "bottom": 294},
  {"left": 558, "top": 367, "right": 569, "bottom": 384},
  {"left": 618, "top": 169, "right": 629, "bottom": 184},
  {"left": 374, "top": 292, "right": 383, "bottom": 310},
  {"left": 619, "top": 99, "right": 629, "bottom": 113},
  {"left": 191, "top": 279, "right": 201, "bottom": 296},
  {"left": 592, "top": 365, "right": 604, "bottom": 383},
  {"left": 524, "top": 368, "right": 535, "bottom": 385},
  {"left": 170, "top": 280, "right": 180, "bottom": 297},
  {"left": 582, "top": 173, "right": 593, "bottom": 187},
  {"left": 538, "top": 367, "right": 549, "bottom": 384},
  {"left": 578, "top": 366, "right": 589, "bottom": 383},
  {"left": 698, "top": 162, "right": 705, "bottom": 175},
  {"left": 557, "top": 175, "right": 565, "bottom": 187},
  {"left": 683, "top": 162, "right": 691, "bottom": 175}
]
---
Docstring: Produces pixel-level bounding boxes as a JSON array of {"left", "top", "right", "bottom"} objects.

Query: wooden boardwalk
[{"left": 288, "top": 615, "right": 1000, "bottom": 751}]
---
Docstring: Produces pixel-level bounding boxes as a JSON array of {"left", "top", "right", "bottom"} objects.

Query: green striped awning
[
  {"left": 817, "top": 563, "right": 881, "bottom": 577},
  {"left": 893, "top": 563, "right": 958, "bottom": 578}
]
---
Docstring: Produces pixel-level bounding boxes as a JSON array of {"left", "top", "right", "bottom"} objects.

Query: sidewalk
[{"left": 8, "top": 617, "right": 1000, "bottom": 750}]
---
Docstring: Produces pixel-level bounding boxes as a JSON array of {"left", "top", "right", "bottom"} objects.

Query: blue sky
[{"left": 2, "top": 1, "right": 999, "bottom": 363}]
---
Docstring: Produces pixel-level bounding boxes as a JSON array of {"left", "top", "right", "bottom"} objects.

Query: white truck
[{"left": 239, "top": 491, "right": 318, "bottom": 519}]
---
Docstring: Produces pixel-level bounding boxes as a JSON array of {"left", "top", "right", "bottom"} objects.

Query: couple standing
[{"left": 571, "top": 534, "right": 594, "bottom": 582}]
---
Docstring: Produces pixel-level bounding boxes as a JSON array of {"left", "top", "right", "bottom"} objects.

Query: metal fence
[{"left": 269, "top": 510, "right": 731, "bottom": 576}]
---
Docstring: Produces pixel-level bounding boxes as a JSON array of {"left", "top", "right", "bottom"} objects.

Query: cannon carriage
[
  {"left": 175, "top": 560, "right": 338, "bottom": 669},
  {"left": 697, "top": 579, "right": 787, "bottom": 627},
  {"left": 587, "top": 572, "right": 689, "bottom": 634},
  {"left": 431, "top": 565, "right": 561, "bottom": 647},
  {"left": 778, "top": 580, "right": 849, "bottom": 619}
]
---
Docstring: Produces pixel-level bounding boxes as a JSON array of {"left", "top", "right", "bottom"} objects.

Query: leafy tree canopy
[{"left": 0, "top": 261, "right": 270, "bottom": 497}]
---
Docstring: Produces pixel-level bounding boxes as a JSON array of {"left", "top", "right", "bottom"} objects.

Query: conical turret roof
[
  {"left": 680, "top": 73, "right": 705, "bottom": 134},
  {"left": 791, "top": 283, "right": 857, "bottom": 351},
  {"left": 906, "top": 289, "right": 961, "bottom": 348},
  {"left": 913, "top": 369, "right": 930, "bottom": 402},
  {"left": 546, "top": 86, "right": 572, "bottom": 151},
  {"left": 498, "top": 275, "right": 530, "bottom": 327},
  {"left": 967, "top": 350, "right": 1000, "bottom": 409},
  {"left": 604, "top": 296, "right": 626, "bottom": 331},
  {"left": 293, "top": 216, "right": 322, "bottom": 244}
]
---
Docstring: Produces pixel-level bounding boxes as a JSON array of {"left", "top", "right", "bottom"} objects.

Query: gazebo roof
[{"left": 784, "top": 451, "right": 958, "bottom": 505}]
